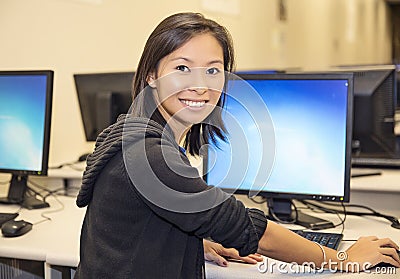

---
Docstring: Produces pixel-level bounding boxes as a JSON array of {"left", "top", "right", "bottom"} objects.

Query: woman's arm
[
  {"left": 257, "top": 221, "right": 400, "bottom": 271},
  {"left": 203, "top": 239, "right": 263, "bottom": 266}
]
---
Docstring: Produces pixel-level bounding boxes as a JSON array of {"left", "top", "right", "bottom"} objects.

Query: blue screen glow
[
  {"left": 0, "top": 75, "right": 48, "bottom": 172},
  {"left": 206, "top": 76, "right": 350, "bottom": 198}
]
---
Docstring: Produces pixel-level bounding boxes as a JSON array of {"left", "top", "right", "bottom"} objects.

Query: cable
[
  {"left": 31, "top": 194, "right": 65, "bottom": 226},
  {"left": 48, "top": 160, "right": 81, "bottom": 170},
  {"left": 25, "top": 181, "right": 52, "bottom": 204},
  {"left": 43, "top": 186, "right": 81, "bottom": 199},
  {"left": 249, "top": 196, "right": 267, "bottom": 204},
  {"left": 27, "top": 179, "right": 51, "bottom": 193},
  {"left": 66, "top": 164, "right": 85, "bottom": 172},
  {"left": 296, "top": 200, "right": 347, "bottom": 232},
  {"left": 338, "top": 201, "right": 347, "bottom": 234},
  {"left": 25, "top": 187, "right": 46, "bottom": 200},
  {"left": 301, "top": 200, "right": 400, "bottom": 230},
  {"left": 246, "top": 197, "right": 347, "bottom": 230},
  {"left": 48, "top": 158, "right": 86, "bottom": 172}
]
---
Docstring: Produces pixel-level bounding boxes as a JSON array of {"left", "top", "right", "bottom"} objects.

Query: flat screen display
[
  {"left": 0, "top": 71, "right": 53, "bottom": 174},
  {"left": 205, "top": 73, "right": 353, "bottom": 202}
]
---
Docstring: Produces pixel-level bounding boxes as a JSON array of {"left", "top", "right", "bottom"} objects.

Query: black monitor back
[
  {"left": 352, "top": 69, "right": 396, "bottom": 151},
  {"left": 74, "top": 72, "right": 134, "bottom": 141},
  {"left": 348, "top": 66, "right": 400, "bottom": 167}
]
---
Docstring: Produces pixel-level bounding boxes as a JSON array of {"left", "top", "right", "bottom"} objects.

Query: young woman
[{"left": 75, "top": 12, "right": 399, "bottom": 278}]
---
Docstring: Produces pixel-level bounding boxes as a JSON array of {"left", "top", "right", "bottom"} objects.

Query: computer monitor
[
  {"left": 74, "top": 72, "right": 135, "bottom": 142},
  {"left": 203, "top": 73, "right": 353, "bottom": 228},
  {"left": 340, "top": 66, "right": 399, "bottom": 167},
  {"left": 0, "top": 70, "right": 53, "bottom": 209}
]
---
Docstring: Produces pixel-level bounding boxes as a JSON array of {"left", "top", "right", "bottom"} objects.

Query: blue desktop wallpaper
[
  {"left": 0, "top": 75, "right": 47, "bottom": 172},
  {"left": 207, "top": 78, "right": 350, "bottom": 197}
]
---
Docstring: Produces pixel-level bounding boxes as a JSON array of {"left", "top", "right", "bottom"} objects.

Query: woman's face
[{"left": 148, "top": 33, "right": 224, "bottom": 127}]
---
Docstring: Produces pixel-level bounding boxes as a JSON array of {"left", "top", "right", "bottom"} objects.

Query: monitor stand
[
  {"left": 266, "top": 198, "right": 334, "bottom": 230},
  {"left": 0, "top": 175, "right": 49, "bottom": 210}
]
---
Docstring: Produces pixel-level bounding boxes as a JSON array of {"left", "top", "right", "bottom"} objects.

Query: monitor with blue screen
[
  {"left": 0, "top": 70, "right": 53, "bottom": 209},
  {"left": 204, "top": 73, "right": 353, "bottom": 227}
]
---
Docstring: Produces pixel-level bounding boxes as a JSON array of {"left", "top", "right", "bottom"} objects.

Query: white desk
[
  {"left": 350, "top": 168, "right": 400, "bottom": 217},
  {"left": 0, "top": 168, "right": 399, "bottom": 278},
  {"left": 351, "top": 168, "right": 400, "bottom": 192},
  {"left": 0, "top": 196, "right": 85, "bottom": 278}
]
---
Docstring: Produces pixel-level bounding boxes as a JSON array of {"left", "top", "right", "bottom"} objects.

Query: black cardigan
[{"left": 75, "top": 115, "right": 267, "bottom": 279}]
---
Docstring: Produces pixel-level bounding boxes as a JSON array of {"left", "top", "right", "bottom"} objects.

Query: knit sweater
[{"left": 75, "top": 115, "right": 267, "bottom": 279}]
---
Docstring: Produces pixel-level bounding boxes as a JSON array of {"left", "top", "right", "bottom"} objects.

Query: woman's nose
[{"left": 192, "top": 86, "right": 208, "bottom": 95}]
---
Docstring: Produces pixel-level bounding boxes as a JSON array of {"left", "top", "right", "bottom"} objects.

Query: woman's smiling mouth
[{"left": 180, "top": 99, "right": 207, "bottom": 108}]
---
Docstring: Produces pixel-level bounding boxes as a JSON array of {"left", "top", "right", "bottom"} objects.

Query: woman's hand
[
  {"left": 203, "top": 239, "right": 263, "bottom": 267},
  {"left": 344, "top": 236, "right": 400, "bottom": 270},
  {"left": 257, "top": 221, "right": 400, "bottom": 272}
]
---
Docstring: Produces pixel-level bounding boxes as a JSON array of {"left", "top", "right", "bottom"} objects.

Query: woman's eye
[
  {"left": 206, "top": 68, "right": 220, "bottom": 75},
  {"left": 176, "top": 65, "right": 190, "bottom": 72}
]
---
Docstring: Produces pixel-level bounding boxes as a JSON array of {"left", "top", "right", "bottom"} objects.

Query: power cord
[
  {"left": 30, "top": 193, "right": 65, "bottom": 226},
  {"left": 300, "top": 200, "right": 400, "bottom": 230},
  {"left": 27, "top": 195, "right": 65, "bottom": 226},
  {"left": 246, "top": 196, "right": 347, "bottom": 231},
  {"left": 26, "top": 180, "right": 53, "bottom": 204},
  {"left": 48, "top": 155, "right": 87, "bottom": 171},
  {"left": 43, "top": 186, "right": 81, "bottom": 199},
  {"left": 299, "top": 200, "right": 347, "bottom": 233},
  {"left": 23, "top": 180, "right": 67, "bottom": 225},
  {"left": 249, "top": 196, "right": 267, "bottom": 204}
]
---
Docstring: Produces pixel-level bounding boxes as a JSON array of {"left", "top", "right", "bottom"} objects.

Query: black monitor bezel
[
  {"left": 74, "top": 72, "right": 135, "bottom": 142},
  {"left": 203, "top": 72, "right": 353, "bottom": 203},
  {"left": 0, "top": 70, "right": 54, "bottom": 176}
]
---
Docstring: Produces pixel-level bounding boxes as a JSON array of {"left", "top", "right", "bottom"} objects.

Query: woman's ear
[{"left": 146, "top": 73, "right": 157, "bottom": 88}]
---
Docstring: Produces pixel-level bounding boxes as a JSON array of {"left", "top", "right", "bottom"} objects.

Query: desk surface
[
  {"left": 0, "top": 195, "right": 85, "bottom": 266},
  {"left": 351, "top": 168, "right": 400, "bottom": 192},
  {"left": 0, "top": 195, "right": 399, "bottom": 278}
]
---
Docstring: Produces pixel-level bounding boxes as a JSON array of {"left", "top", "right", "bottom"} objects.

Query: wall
[{"left": 0, "top": 0, "right": 392, "bottom": 165}]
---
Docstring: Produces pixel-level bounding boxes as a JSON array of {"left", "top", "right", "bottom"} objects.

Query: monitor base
[
  {"left": 295, "top": 211, "right": 334, "bottom": 230},
  {"left": 266, "top": 198, "right": 334, "bottom": 230},
  {"left": 22, "top": 196, "right": 50, "bottom": 210},
  {"left": 0, "top": 196, "right": 49, "bottom": 210}
]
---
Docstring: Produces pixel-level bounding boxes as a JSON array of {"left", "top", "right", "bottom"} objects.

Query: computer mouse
[
  {"left": 1, "top": 219, "right": 32, "bottom": 237},
  {"left": 373, "top": 250, "right": 400, "bottom": 268}
]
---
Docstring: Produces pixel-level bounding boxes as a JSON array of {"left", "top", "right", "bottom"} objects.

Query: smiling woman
[{"left": 74, "top": 12, "right": 267, "bottom": 279}]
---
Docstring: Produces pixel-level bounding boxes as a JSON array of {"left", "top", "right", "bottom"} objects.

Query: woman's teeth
[{"left": 181, "top": 100, "right": 206, "bottom": 107}]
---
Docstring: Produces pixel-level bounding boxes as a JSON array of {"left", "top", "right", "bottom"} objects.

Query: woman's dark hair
[{"left": 132, "top": 12, "right": 235, "bottom": 156}]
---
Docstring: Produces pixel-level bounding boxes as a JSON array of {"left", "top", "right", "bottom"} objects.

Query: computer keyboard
[
  {"left": 291, "top": 230, "right": 343, "bottom": 250},
  {"left": 0, "top": 212, "right": 19, "bottom": 227}
]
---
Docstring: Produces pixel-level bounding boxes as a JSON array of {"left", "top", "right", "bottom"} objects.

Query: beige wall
[{"left": 0, "top": 0, "right": 392, "bottom": 165}]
